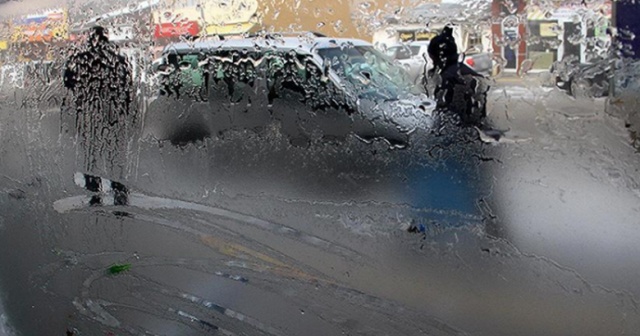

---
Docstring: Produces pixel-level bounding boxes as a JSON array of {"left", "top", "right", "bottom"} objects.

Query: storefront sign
[
  {"left": 12, "top": 10, "right": 68, "bottom": 42},
  {"left": 153, "top": 0, "right": 259, "bottom": 38},
  {"left": 154, "top": 21, "right": 200, "bottom": 38},
  {"left": 0, "top": 41, "right": 7, "bottom": 50},
  {"left": 397, "top": 30, "right": 436, "bottom": 42},
  {"left": 398, "top": 31, "right": 415, "bottom": 42},
  {"left": 415, "top": 31, "right": 435, "bottom": 40}
]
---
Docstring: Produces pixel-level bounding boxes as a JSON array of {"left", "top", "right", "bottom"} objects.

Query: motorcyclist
[{"left": 427, "top": 26, "right": 488, "bottom": 126}]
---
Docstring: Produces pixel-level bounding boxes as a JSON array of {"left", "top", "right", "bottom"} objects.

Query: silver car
[
  {"left": 145, "top": 34, "right": 436, "bottom": 148},
  {"left": 461, "top": 48, "right": 493, "bottom": 76},
  {"left": 384, "top": 41, "right": 433, "bottom": 85},
  {"left": 385, "top": 41, "right": 492, "bottom": 83}
]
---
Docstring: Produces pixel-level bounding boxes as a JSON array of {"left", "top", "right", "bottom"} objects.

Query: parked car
[
  {"left": 550, "top": 56, "right": 610, "bottom": 98},
  {"left": 383, "top": 41, "right": 492, "bottom": 85},
  {"left": 605, "top": 59, "right": 640, "bottom": 148},
  {"left": 146, "top": 33, "right": 437, "bottom": 147},
  {"left": 384, "top": 41, "right": 432, "bottom": 85},
  {"left": 460, "top": 48, "right": 493, "bottom": 77}
]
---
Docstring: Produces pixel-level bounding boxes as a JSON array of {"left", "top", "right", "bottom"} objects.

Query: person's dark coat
[
  {"left": 428, "top": 26, "right": 488, "bottom": 126},
  {"left": 428, "top": 26, "right": 459, "bottom": 72},
  {"left": 63, "top": 26, "right": 135, "bottom": 174}
]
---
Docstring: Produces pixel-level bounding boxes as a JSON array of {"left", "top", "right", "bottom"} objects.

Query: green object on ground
[{"left": 108, "top": 263, "right": 131, "bottom": 275}]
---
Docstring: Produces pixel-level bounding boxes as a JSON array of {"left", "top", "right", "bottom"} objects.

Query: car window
[
  {"left": 409, "top": 46, "right": 422, "bottom": 56},
  {"left": 317, "top": 45, "right": 421, "bottom": 99},
  {"left": 207, "top": 49, "right": 260, "bottom": 102},
  {"left": 159, "top": 51, "right": 209, "bottom": 100},
  {"left": 387, "top": 46, "right": 413, "bottom": 60},
  {"left": 264, "top": 50, "right": 351, "bottom": 111}
]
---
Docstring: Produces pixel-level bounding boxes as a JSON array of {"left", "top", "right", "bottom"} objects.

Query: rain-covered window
[{"left": 1, "top": 0, "right": 640, "bottom": 335}]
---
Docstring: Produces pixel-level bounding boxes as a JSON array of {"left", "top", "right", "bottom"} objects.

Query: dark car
[
  {"left": 145, "top": 34, "right": 437, "bottom": 147},
  {"left": 551, "top": 56, "right": 611, "bottom": 98}
]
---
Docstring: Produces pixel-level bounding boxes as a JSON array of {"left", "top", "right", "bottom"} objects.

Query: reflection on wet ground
[
  {"left": 1, "top": 81, "right": 640, "bottom": 335},
  {"left": 0, "top": 302, "right": 10, "bottom": 336}
]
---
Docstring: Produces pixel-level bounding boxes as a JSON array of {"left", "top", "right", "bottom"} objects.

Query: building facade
[
  {"left": 491, "top": 0, "right": 527, "bottom": 73},
  {"left": 527, "top": 2, "right": 611, "bottom": 69}
]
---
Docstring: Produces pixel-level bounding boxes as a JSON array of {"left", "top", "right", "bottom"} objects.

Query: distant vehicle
[
  {"left": 460, "top": 48, "right": 493, "bottom": 77},
  {"left": 382, "top": 41, "right": 493, "bottom": 88},
  {"left": 606, "top": 59, "right": 640, "bottom": 145},
  {"left": 550, "top": 57, "right": 610, "bottom": 98},
  {"left": 374, "top": 24, "right": 493, "bottom": 77},
  {"left": 384, "top": 41, "right": 432, "bottom": 85},
  {"left": 146, "top": 33, "right": 437, "bottom": 147}
]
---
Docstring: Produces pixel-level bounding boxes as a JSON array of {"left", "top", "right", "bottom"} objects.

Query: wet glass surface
[{"left": 1, "top": 0, "right": 639, "bottom": 335}]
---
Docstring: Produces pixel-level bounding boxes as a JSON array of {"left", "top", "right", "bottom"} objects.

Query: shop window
[
  {"left": 468, "top": 33, "right": 482, "bottom": 50},
  {"left": 527, "top": 20, "right": 559, "bottom": 69}
]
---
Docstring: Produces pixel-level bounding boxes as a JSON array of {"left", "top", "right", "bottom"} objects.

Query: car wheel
[
  {"left": 555, "top": 77, "right": 567, "bottom": 90},
  {"left": 597, "top": 81, "right": 610, "bottom": 98},
  {"left": 570, "top": 79, "right": 584, "bottom": 98}
]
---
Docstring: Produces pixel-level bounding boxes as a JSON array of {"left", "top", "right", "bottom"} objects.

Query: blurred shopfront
[
  {"left": 527, "top": 3, "right": 611, "bottom": 70},
  {"left": 0, "top": 21, "right": 9, "bottom": 63},
  {"left": 151, "top": 0, "right": 378, "bottom": 48},
  {"left": 6, "top": 9, "right": 69, "bottom": 89},
  {"left": 10, "top": 9, "right": 69, "bottom": 62},
  {"left": 491, "top": 0, "right": 527, "bottom": 73},
  {"left": 151, "top": 0, "right": 260, "bottom": 51}
]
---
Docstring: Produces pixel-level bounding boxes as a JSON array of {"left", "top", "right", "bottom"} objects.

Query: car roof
[{"left": 162, "top": 36, "right": 373, "bottom": 55}]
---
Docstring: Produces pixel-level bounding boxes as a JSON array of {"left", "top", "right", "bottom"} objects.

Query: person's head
[
  {"left": 427, "top": 26, "right": 458, "bottom": 70},
  {"left": 87, "top": 26, "right": 109, "bottom": 47}
]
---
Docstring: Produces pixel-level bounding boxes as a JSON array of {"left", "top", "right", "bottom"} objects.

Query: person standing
[
  {"left": 63, "top": 26, "right": 136, "bottom": 205},
  {"left": 63, "top": 25, "right": 136, "bottom": 178}
]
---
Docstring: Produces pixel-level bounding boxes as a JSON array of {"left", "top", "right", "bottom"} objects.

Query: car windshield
[{"left": 318, "top": 45, "right": 421, "bottom": 99}]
